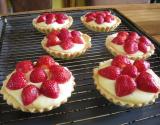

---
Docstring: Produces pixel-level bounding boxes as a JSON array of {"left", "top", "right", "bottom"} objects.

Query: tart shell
[
  {"left": 81, "top": 16, "right": 121, "bottom": 32},
  {"left": 32, "top": 16, "right": 73, "bottom": 34}
]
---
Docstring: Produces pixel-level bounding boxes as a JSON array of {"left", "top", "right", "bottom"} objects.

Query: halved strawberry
[
  {"left": 124, "top": 39, "right": 138, "bottom": 54},
  {"left": 7, "top": 72, "right": 27, "bottom": 90},
  {"left": 95, "top": 15, "right": 104, "bottom": 24},
  {"left": 111, "top": 55, "right": 131, "bottom": 68},
  {"left": 30, "top": 68, "right": 47, "bottom": 83},
  {"left": 138, "top": 41, "right": 148, "bottom": 53},
  {"left": 36, "top": 55, "right": 55, "bottom": 69},
  {"left": 72, "top": 36, "right": 83, "bottom": 44},
  {"left": 71, "top": 30, "right": 81, "bottom": 37},
  {"left": 40, "top": 80, "right": 59, "bottom": 98},
  {"left": 22, "top": 85, "right": 39, "bottom": 105},
  {"left": 37, "top": 15, "right": 46, "bottom": 23},
  {"left": 134, "top": 59, "right": 150, "bottom": 72},
  {"left": 50, "top": 65, "right": 71, "bottom": 83},
  {"left": 58, "top": 28, "right": 72, "bottom": 41},
  {"left": 139, "top": 36, "right": 151, "bottom": 46},
  {"left": 98, "top": 66, "right": 121, "bottom": 80},
  {"left": 60, "top": 39, "right": 74, "bottom": 50},
  {"left": 46, "top": 13, "right": 56, "bottom": 24},
  {"left": 136, "top": 71, "right": 159, "bottom": 93},
  {"left": 116, "top": 75, "right": 136, "bottom": 97},
  {"left": 16, "top": 60, "right": 33, "bottom": 73},
  {"left": 122, "top": 64, "right": 138, "bottom": 78},
  {"left": 112, "top": 36, "right": 125, "bottom": 45}
]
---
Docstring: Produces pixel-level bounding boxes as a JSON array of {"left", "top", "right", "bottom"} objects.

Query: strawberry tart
[
  {"left": 1, "top": 55, "right": 75, "bottom": 113},
  {"left": 81, "top": 11, "right": 121, "bottom": 32},
  {"left": 32, "top": 12, "right": 73, "bottom": 34},
  {"left": 105, "top": 31, "right": 155, "bottom": 59},
  {"left": 93, "top": 55, "right": 160, "bottom": 107},
  {"left": 41, "top": 28, "right": 92, "bottom": 59}
]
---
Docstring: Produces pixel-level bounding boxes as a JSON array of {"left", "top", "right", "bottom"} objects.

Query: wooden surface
[{"left": 1, "top": 3, "right": 160, "bottom": 43}]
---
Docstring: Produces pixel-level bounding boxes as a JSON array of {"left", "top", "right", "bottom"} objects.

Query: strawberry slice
[
  {"left": 16, "top": 60, "right": 33, "bottom": 73},
  {"left": 138, "top": 40, "right": 148, "bottom": 53},
  {"left": 37, "top": 15, "right": 46, "bottom": 23},
  {"left": 112, "top": 36, "right": 125, "bottom": 45},
  {"left": 22, "top": 85, "right": 39, "bottom": 105},
  {"left": 46, "top": 13, "right": 56, "bottom": 24},
  {"left": 116, "top": 75, "right": 136, "bottom": 97},
  {"left": 98, "top": 66, "right": 121, "bottom": 80},
  {"left": 40, "top": 80, "right": 59, "bottom": 98},
  {"left": 7, "top": 72, "right": 27, "bottom": 90},
  {"left": 50, "top": 65, "right": 71, "bottom": 83},
  {"left": 136, "top": 71, "right": 159, "bottom": 93},
  {"left": 124, "top": 39, "right": 138, "bottom": 54},
  {"left": 72, "top": 36, "right": 83, "bottom": 44},
  {"left": 111, "top": 55, "right": 131, "bottom": 68},
  {"left": 60, "top": 38, "right": 74, "bottom": 50},
  {"left": 58, "top": 28, "right": 72, "bottom": 41},
  {"left": 36, "top": 55, "right": 55, "bottom": 69},
  {"left": 122, "top": 64, "right": 138, "bottom": 78},
  {"left": 139, "top": 36, "right": 151, "bottom": 46},
  {"left": 30, "top": 68, "right": 47, "bottom": 83},
  {"left": 95, "top": 15, "right": 104, "bottom": 24},
  {"left": 134, "top": 59, "right": 150, "bottom": 72},
  {"left": 71, "top": 30, "right": 81, "bottom": 37}
]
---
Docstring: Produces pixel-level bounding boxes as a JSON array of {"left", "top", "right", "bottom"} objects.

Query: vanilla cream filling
[
  {"left": 3, "top": 69, "right": 74, "bottom": 108},
  {"left": 33, "top": 16, "right": 70, "bottom": 29},
  {"left": 97, "top": 59, "right": 160, "bottom": 104},
  {"left": 43, "top": 36, "right": 86, "bottom": 53},
  {"left": 81, "top": 16, "right": 117, "bottom": 28},
  {"left": 105, "top": 33, "right": 152, "bottom": 58}
]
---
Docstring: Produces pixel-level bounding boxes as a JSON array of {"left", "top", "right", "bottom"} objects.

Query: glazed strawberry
[
  {"left": 71, "top": 30, "right": 81, "bottom": 37},
  {"left": 112, "top": 36, "right": 125, "bottom": 45},
  {"left": 7, "top": 72, "right": 27, "bottom": 90},
  {"left": 40, "top": 80, "right": 59, "bottom": 98},
  {"left": 60, "top": 39, "right": 74, "bottom": 50},
  {"left": 56, "top": 18, "right": 65, "bottom": 24},
  {"left": 116, "top": 75, "right": 136, "bottom": 97},
  {"left": 36, "top": 55, "right": 55, "bottom": 69},
  {"left": 95, "top": 15, "right": 104, "bottom": 24},
  {"left": 58, "top": 28, "right": 72, "bottom": 41},
  {"left": 56, "top": 13, "right": 68, "bottom": 20},
  {"left": 46, "top": 38, "right": 61, "bottom": 47},
  {"left": 138, "top": 41, "right": 148, "bottom": 53},
  {"left": 46, "top": 13, "right": 55, "bottom": 24},
  {"left": 111, "top": 55, "right": 131, "bottom": 68},
  {"left": 139, "top": 36, "right": 151, "bottom": 46},
  {"left": 22, "top": 85, "right": 39, "bottom": 105},
  {"left": 124, "top": 39, "right": 138, "bottom": 54},
  {"left": 98, "top": 66, "right": 121, "bottom": 80},
  {"left": 122, "top": 65, "right": 138, "bottom": 78},
  {"left": 96, "top": 12, "right": 106, "bottom": 17},
  {"left": 85, "top": 12, "right": 96, "bottom": 18},
  {"left": 30, "top": 68, "right": 47, "bottom": 83},
  {"left": 136, "top": 71, "right": 159, "bottom": 93},
  {"left": 16, "top": 60, "right": 33, "bottom": 73},
  {"left": 104, "top": 11, "right": 111, "bottom": 15},
  {"left": 48, "top": 30, "right": 59, "bottom": 36},
  {"left": 37, "top": 15, "right": 46, "bottom": 23},
  {"left": 86, "top": 15, "right": 95, "bottom": 22},
  {"left": 72, "top": 36, "right": 83, "bottom": 44},
  {"left": 117, "top": 31, "right": 129, "bottom": 40},
  {"left": 50, "top": 65, "right": 71, "bottom": 83},
  {"left": 134, "top": 60, "right": 150, "bottom": 72},
  {"left": 127, "top": 32, "right": 139, "bottom": 40},
  {"left": 104, "top": 15, "right": 114, "bottom": 23}
]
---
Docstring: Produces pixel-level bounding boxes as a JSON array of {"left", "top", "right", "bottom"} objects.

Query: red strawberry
[
  {"left": 139, "top": 36, "right": 151, "bottom": 46},
  {"left": 50, "top": 65, "right": 71, "bottom": 83},
  {"left": 124, "top": 39, "right": 138, "bottom": 54},
  {"left": 16, "top": 60, "right": 33, "bottom": 73},
  {"left": 48, "top": 30, "right": 59, "bottom": 36},
  {"left": 134, "top": 60, "right": 150, "bottom": 72},
  {"left": 95, "top": 15, "right": 104, "bottom": 24},
  {"left": 104, "top": 11, "right": 111, "bottom": 15},
  {"left": 71, "top": 30, "right": 81, "bottom": 37},
  {"left": 112, "top": 36, "right": 125, "bottom": 45},
  {"left": 40, "top": 80, "right": 59, "bottom": 98},
  {"left": 36, "top": 55, "right": 55, "bottom": 69},
  {"left": 138, "top": 41, "right": 148, "bottom": 53},
  {"left": 98, "top": 66, "right": 121, "bottom": 80},
  {"left": 85, "top": 12, "right": 96, "bottom": 18},
  {"left": 37, "top": 15, "right": 46, "bottom": 23},
  {"left": 128, "top": 32, "right": 139, "bottom": 40},
  {"left": 58, "top": 28, "right": 72, "bottom": 41},
  {"left": 22, "top": 85, "right": 39, "bottom": 105},
  {"left": 60, "top": 39, "right": 74, "bottom": 50},
  {"left": 7, "top": 72, "right": 27, "bottom": 90},
  {"left": 111, "top": 55, "right": 131, "bottom": 68},
  {"left": 46, "top": 13, "right": 55, "bottom": 24},
  {"left": 116, "top": 75, "right": 136, "bottom": 97},
  {"left": 30, "top": 68, "right": 47, "bottom": 83},
  {"left": 86, "top": 15, "right": 95, "bottom": 22},
  {"left": 122, "top": 65, "right": 138, "bottom": 78},
  {"left": 104, "top": 15, "right": 114, "bottom": 23},
  {"left": 72, "top": 36, "right": 83, "bottom": 44},
  {"left": 136, "top": 71, "right": 159, "bottom": 93},
  {"left": 96, "top": 12, "right": 106, "bottom": 17},
  {"left": 56, "top": 13, "right": 68, "bottom": 20},
  {"left": 117, "top": 31, "right": 129, "bottom": 40},
  {"left": 56, "top": 18, "right": 65, "bottom": 24},
  {"left": 46, "top": 38, "right": 61, "bottom": 47}
]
